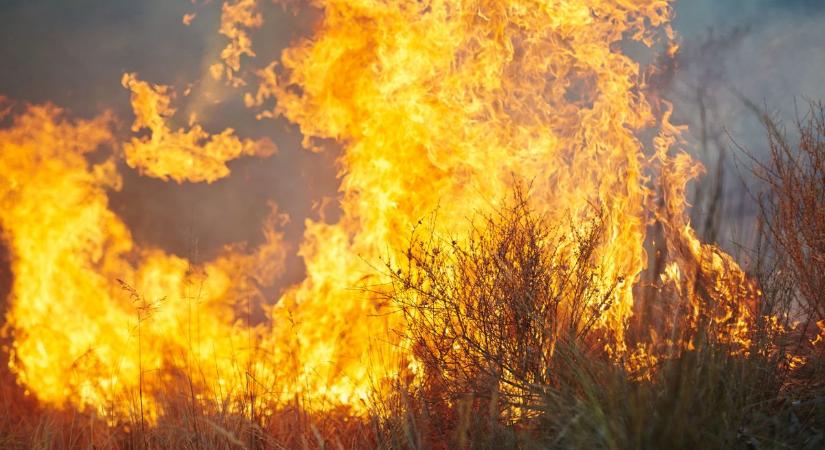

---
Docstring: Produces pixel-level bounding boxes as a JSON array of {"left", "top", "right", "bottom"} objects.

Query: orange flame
[
  {"left": 122, "top": 73, "right": 276, "bottom": 183},
  {"left": 0, "top": 0, "right": 758, "bottom": 417},
  {"left": 258, "top": 0, "right": 674, "bottom": 398},
  {"left": 0, "top": 103, "right": 287, "bottom": 418},
  {"left": 210, "top": 0, "right": 262, "bottom": 86}
]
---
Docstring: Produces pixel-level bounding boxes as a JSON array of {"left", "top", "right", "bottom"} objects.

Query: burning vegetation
[{"left": 0, "top": 0, "right": 824, "bottom": 448}]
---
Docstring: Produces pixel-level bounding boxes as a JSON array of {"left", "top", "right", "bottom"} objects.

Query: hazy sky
[
  {"left": 0, "top": 0, "right": 822, "bottom": 285},
  {"left": 668, "top": 0, "right": 825, "bottom": 247}
]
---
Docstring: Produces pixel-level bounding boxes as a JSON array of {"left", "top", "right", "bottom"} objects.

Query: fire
[
  {"left": 655, "top": 112, "right": 757, "bottom": 350},
  {"left": 0, "top": 0, "right": 756, "bottom": 418},
  {"left": 257, "top": 0, "right": 676, "bottom": 395},
  {"left": 0, "top": 103, "right": 287, "bottom": 418},
  {"left": 210, "top": 0, "right": 263, "bottom": 86},
  {"left": 122, "top": 73, "right": 276, "bottom": 183}
]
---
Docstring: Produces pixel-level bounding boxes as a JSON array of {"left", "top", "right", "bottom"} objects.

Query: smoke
[{"left": 666, "top": 0, "right": 825, "bottom": 252}]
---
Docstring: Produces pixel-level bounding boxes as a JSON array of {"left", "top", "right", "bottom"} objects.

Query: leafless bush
[
  {"left": 387, "top": 188, "right": 621, "bottom": 423},
  {"left": 751, "top": 102, "right": 825, "bottom": 341}
]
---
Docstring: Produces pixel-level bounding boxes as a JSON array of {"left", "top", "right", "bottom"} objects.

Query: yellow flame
[
  {"left": 122, "top": 72, "right": 276, "bottom": 183},
  {"left": 182, "top": 12, "right": 197, "bottom": 26},
  {"left": 258, "top": 0, "right": 674, "bottom": 393},
  {"left": 0, "top": 0, "right": 759, "bottom": 416},
  {"left": 812, "top": 320, "right": 825, "bottom": 347},
  {"left": 655, "top": 107, "right": 757, "bottom": 350},
  {"left": 0, "top": 103, "right": 287, "bottom": 418},
  {"left": 210, "top": 0, "right": 262, "bottom": 86}
]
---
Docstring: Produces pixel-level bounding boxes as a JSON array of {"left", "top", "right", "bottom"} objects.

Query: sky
[{"left": 0, "top": 0, "right": 823, "bottom": 287}]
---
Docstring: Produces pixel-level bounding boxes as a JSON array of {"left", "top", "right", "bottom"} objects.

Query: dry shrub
[
  {"left": 752, "top": 102, "right": 825, "bottom": 343},
  {"left": 387, "top": 187, "right": 620, "bottom": 428}
]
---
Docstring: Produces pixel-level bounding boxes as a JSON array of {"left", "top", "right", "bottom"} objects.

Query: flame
[
  {"left": 182, "top": 12, "right": 197, "bottom": 26},
  {"left": 0, "top": 0, "right": 759, "bottom": 417},
  {"left": 122, "top": 73, "right": 277, "bottom": 183},
  {"left": 655, "top": 109, "right": 756, "bottom": 350},
  {"left": 812, "top": 320, "right": 825, "bottom": 347},
  {"left": 256, "top": 0, "right": 675, "bottom": 401},
  {"left": 210, "top": 0, "right": 262, "bottom": 86},
  {"left": 0, "top": 103, "right": 287, "bottom": 418}
]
